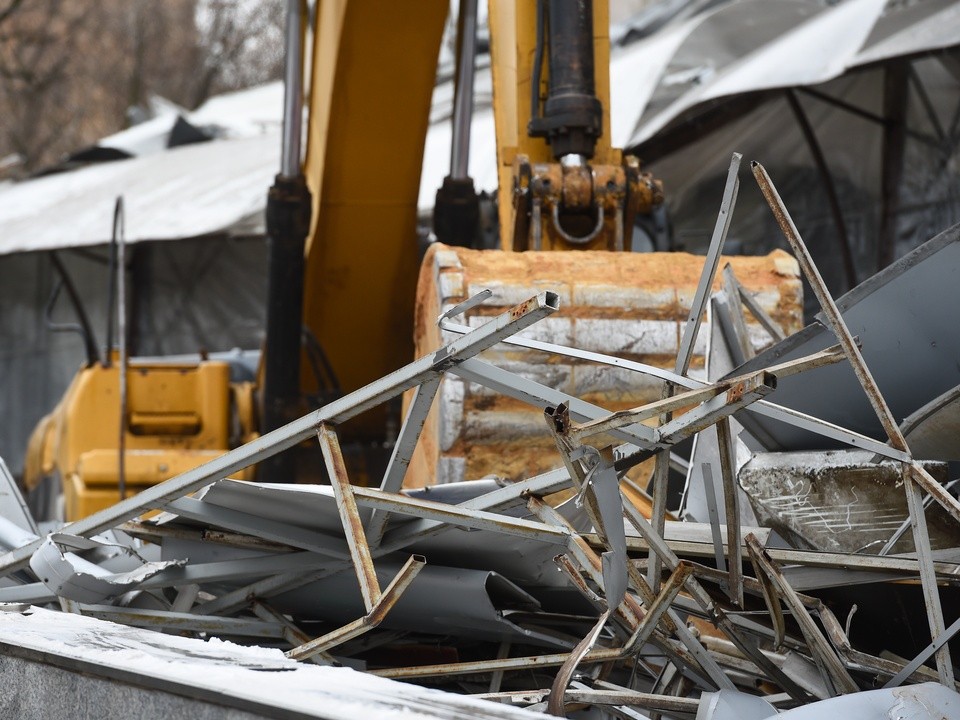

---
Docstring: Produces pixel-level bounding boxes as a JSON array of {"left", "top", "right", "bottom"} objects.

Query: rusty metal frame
[
  {"left": 754, "top": 161, "right": 956, "bottom": 686},
  {"left": 8, "top": 162, "right": 960, "bottom": 718}
]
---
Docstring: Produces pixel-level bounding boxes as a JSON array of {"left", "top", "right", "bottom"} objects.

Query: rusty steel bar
[
  {"left": 357, "top": 486, "right": 569, "bottom": 546},
  {"left": 0, "top": 292, "right": 560, "bottom": 580},
  {"left": 619, "top": 498, "right": 810, "bottom": 699},
  {"left": 286, "top": 554, "right": 426, "bottom": 661},
  {"left": 712, "top": 544, "right": 960, "bottom": 584},
  {"left": 547, "top": 609, "right": 612, "bottom": 715},
  {"left": 318, "top": 424, "right": 381, "bottom": 612},
  {"left": 613, "top": 373, "right": 779, "bottom": 475},
  {"left": 530, "top": 497, "right": 724, "bottom": 689},
  {"left": 753, "top": 162, "right": 907, "bottom": 451},
  {"left": 472, "top": 686, "right": 701, "bottom": 715},
  {"left": 119, "top": 521, "right": 298, "bottom": 554},
  {"left": 648, "top": 446, "right": 670, "bottom": 594},
  {"left": 903, "top": 467, "right": 955, "bottom": 686},
  {"left": 373, "top": 647, "right": 626, "bottom": 680},
  {"left": 716, "top": 419, "right": 743, "bottom": 607},
  {"left": 811, "top": 601, "right": 949, "bottom": 687},
  {"left": 655, "top": 372, "right": 775, "bottom": 446},
  {"left": 532, "top": 502, "right": 730, "bottom": 690},
  {"left": 567, "top": 369, "right": 773, "bottom": 443},
  {"left": 555, "top": 553, "right": 606, "bottom": 610},
  {"left": 597, "top": 534, "right": 960, "bottom": 586},
  {"left": 744, "top": 534, "right": 858, "bottom": 695},
  {"left": 908, "top": 462, "right": 960, "bottom": 529},
  {"left": 565, "top": 687, "right": 701, "bottom": 714},
  {"left": 748, "top": 548, "right": 786, "bottom": 651},
  {"left": 753, "top": 161, "right": 957, "bottom": 684},
  {"left": 622, "top": 563, "right": 692, "bottom": 655}
]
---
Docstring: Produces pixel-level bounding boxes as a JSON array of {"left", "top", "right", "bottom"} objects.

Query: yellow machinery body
[
  {"left": 299, "top": 0, "right": 653, "bottom": 414},
  {"left": 24, "top": 359, "right": 254, "bottom": 519}
]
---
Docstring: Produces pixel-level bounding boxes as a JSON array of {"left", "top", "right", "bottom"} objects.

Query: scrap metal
[{"left": 0, "top": 161, "right": 959, "bottom": 719}]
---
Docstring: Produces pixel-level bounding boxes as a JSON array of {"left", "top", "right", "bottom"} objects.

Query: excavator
[{"left": 22, "top": 0, "right": 799, "bottom": 520}]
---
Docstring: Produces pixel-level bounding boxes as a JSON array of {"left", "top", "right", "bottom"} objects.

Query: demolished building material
[{"left": 1, "top": 162, "right": 960, "bottom": 719}]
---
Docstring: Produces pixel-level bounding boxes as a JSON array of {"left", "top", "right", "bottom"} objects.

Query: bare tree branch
[{"left": 0, "top": 0, "right": 284, "bottom": 174}]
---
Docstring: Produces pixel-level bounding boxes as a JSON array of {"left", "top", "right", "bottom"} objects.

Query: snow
[{"left": 0, "top": 606, "right": 549, "bottom": 720}]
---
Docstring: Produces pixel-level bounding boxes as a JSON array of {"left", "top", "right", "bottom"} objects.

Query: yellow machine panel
[{"left": 24, "top": 359, "right": 241, "bottom": 520}]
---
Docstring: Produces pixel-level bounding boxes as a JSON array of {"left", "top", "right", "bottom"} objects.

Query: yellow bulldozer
[{"left": 23, "top": 0, "right": 801, "bottom": 521}]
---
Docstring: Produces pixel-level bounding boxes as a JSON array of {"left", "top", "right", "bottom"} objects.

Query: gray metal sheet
[
  {"left": 732, "top": 223, "right": 960, "bottom": 451},
  {"left": 774, "top": 682, "right": 960, "bottom": 719},
  {"left": 902, "top": 383, "right": 960, "bottom": 461},
  {"left": 198, "top": 480, "right": 569, "bottom": 589}
]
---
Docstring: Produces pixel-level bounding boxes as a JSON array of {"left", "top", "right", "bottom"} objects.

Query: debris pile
[{"left": 0, "top": 158, "right": 959, "bottom": 719}]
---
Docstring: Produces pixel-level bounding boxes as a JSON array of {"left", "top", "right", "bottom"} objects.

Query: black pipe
[
  {"left": 260, "top": 174, "right": 311, "bottom": 483},
  {"left": 48, "top": 252, "right": 100, "bottom": 367},
  {"left": 260, "top": 0, "right": 311, "bottom": 483},
  {"left": 528, "top": 0, "right": 603, "bottom": 160}
]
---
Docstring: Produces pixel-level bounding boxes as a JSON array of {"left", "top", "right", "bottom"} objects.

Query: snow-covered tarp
[{"left": 0, "top": 84, "right": 284, "bottom": 255}]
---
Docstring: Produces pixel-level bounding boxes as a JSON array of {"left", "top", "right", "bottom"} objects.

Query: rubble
[{"left": 1, "top": 159, "right": 959, "bottom": 718}]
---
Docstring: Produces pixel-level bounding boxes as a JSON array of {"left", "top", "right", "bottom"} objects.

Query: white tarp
[
  {"left": 2, "top": 1, "right": 960, "bottom": 254},
  {"left": 0, "top": 133, "right": 277, "bottom": 254},
  {"left": 0, "top": 83, "right": 284, "bottom": 255}
]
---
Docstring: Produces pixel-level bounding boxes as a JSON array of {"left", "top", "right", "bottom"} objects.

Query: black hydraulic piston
[
  {"left": 260, "top": 174, "right": 310, "bottom": 483},
  {"left": 528, "top": 0, "right": 603, "bottom": 160}
]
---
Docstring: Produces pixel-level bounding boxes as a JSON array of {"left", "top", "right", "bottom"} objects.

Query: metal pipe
[
  {"left": 116, "top": 197, "right": 128, "bottom": 501},
  {"left": 744, "top": 534, "right": 859, "bottom": 695},
  {"left": 262, "top": 0, "right": 312, "bottom": 481},
  {"left": 48, "top": 253, "right": 100, "bottom": 367},
  {"left": 319, "top": 424, "right": 381, "bottom": 612},
  {"left": 534, "top": 0, "right": 602, "bottom": 160},
  {"left": 367, "top": 375, "right": 442, "bottom": 545},
  {"left": 280, "top": 0, "right": 304, "bottom": 179},
  {"left": 450, "top": 0, "right": 478, "bottom": 180},
  {"left": 676, "top": 153, "right": 741, "bottom": 374}
]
